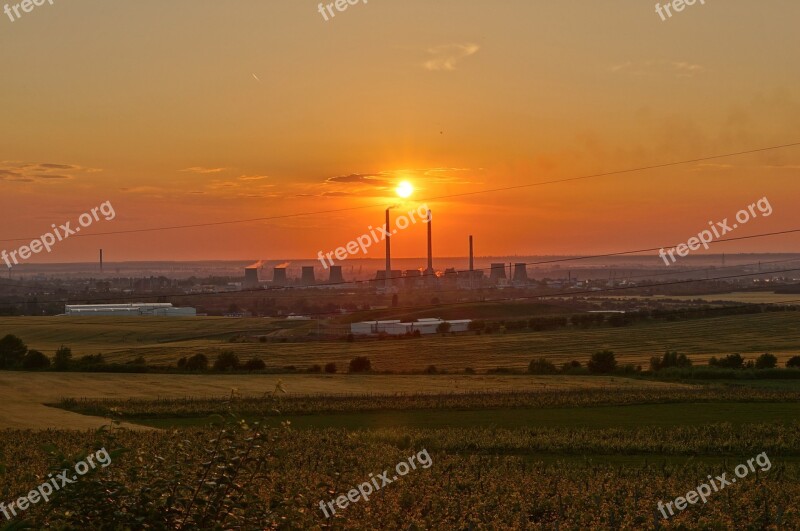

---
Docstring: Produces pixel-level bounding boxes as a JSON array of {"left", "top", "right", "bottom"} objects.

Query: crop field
[
  {"left": 1, "top": 382, "right": 798, "bottom": 529},
  {"left": 1, "top": 311, "right": 799, "bottom": 371}
]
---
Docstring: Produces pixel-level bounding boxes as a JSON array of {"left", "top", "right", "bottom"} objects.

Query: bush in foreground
[{"left": 755, "top": 353, "right": 778, "bottom": 370}]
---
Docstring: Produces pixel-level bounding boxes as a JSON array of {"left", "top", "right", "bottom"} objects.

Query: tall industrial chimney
[
  {"left": 385, "top": 208, "right": 391, "bottom": 290},
  {"left": 426, "top": 209, "right": 433, "bottom": 276},
  {"left": 468, "top": 236, "right": 473, "bottom": 271},
  {"left": 99, "top": 249, "right": 103, "bottom": 272}
]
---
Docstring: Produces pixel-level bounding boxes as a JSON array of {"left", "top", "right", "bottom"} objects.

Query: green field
[{"left": 2, "top": 311, "right": 798, "bottom": 371}]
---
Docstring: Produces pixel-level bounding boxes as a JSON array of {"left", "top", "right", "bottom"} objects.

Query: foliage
[
  {"left": 710, "top": 353, "right": 745, "bottom": 369},
  {"left": 756, "top": 353, "right": 779, "bottom": 370},
  {"left": 528, "top": 358, "right": 557, "bottom": 375},
  {"left": 436, "top": 322, "right": 451, "bottom": 334},
  {"left": 787, "top": 356, "right": 800, "bottom": 369},
  {"left": 0, "top": 334, "right": 27, "bottom": 369},
  {"left": 348, "top": 356, "right": 372, "bottom": 373},
  {"left": 213, "top": 351, "right": 241, "bottom": 372},
  {"left": 21, "top": 349, "right": 50, "bottom": 370},
  {"left": 650, "top": 350, "right": 692, "bottom": 371},
  {"left": 243, "top": 358, "right": 266, "bottom": 371},
  {"left": 186, "top": 353, "right": 209, "bottom": 371},
  {"left": 53, "top": 345, "right": 72, "bottom": 371},
  {"left": 324, "top": 362, "right": 337, "bottom": 374},
  {"left": 588, "top": 350, "right": 617, "bottom": 374}
]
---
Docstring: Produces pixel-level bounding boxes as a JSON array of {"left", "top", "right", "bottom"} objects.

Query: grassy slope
[{"left": 1, "top": 312, "right": 798, "bottom": 370}]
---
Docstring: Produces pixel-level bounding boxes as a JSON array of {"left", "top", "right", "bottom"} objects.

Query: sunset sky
[{"left": 1, "top": 0, "right": 799, "bottom": 263}]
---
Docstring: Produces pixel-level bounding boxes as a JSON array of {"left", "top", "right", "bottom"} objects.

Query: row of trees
[{"left": 0, "top": 335, "right": 74, "bottom": 370}]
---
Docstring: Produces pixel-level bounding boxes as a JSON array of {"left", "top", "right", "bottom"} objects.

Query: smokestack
[
  {"left": 99, "top": 249, "right": 103, "bottom": 272},
  {"left": 426, "top": 209, "right": 433, "bottom": 274},
  {"left": 469, "top": 236, "right": 473, "bottom": 271},
  {"left": 385, "top": 208, "right": 391, "bottom": 290}
]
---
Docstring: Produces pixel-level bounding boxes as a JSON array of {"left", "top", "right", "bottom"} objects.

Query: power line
[{"left": 1, "top": 141, "right": 799, "bottom": 244}]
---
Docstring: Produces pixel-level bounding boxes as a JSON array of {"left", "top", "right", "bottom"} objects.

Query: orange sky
[{"left": 1, "top": 1, "right": 799, "bottom": 263}]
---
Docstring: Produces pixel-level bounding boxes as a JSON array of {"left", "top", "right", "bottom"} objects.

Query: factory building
[
  {"left": 65, "top": 303, "right": 196, "bottom": 317},
  {"left": 350, "top": 318, "right": 472, "bottom": 336}
]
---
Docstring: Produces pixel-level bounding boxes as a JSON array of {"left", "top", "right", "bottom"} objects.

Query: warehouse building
[
  {"left": 350, "top": 318, "right": 471, "bottom": 336},
  {"left": 65, "top": 303, "right": 196, "bottom": 317}
]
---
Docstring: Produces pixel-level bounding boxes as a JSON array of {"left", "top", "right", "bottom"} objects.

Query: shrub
[
  {"left": 185, "top": 353, "right": 209, "bottom": 371},
  {"left": 129, "top": 356, "right": 146, "bottom": 365},
  {"left": 324, "top": 362, "right": 337, "bottom": 374},
  {"left": 78, "top": 354, "right": 104, "bottom": 366},
  {"left": 424, "top": 365, "right": 438, "bottom": 374},
  {"left": 588, "top": 350, "right": 617, "bottom": 374},
  {"left": 755, "top": 353, "right": 778, "bottom": 370},
  {"left": 709, "top": 353, "right": 744, "bottom": 369},
  {"left": 307, "top": 364, "right": 322, "bottom": 373},
  {"left": 243, "top": 358, "right": 266, "bottom": 371},
  {"left": 348, "top": 356, "right": 371, "bottom": 373},
  {"left": 464, "top": 367, "right": 476, "bottom": 374},
  {"left": 53, "top": 345, "right": 72, "bottom": 371},
  {"left": 436, "top": 322, "right": 452, "bottom": 334},
  {"left": 213, "top": 351, "right": 240, "bottom": 371},
  {"left": 650, "top": 351, "right": 692, "bottom": 371},
  {"left": 0, "top": 334, "right": 27, "bottom": 369},
  {"left": 528, "top": 358, "right": 557, "bottom": 374},
  {"left": 177, "top": 357, "right": 188, "bottom": 369},
  {"left": 561, "top": 360, "right": 582, "bottom": 373},
  {"left": 468, "top": 320, "right": 485, "bottom": 332},
  {"left": 22, "top": 350, "right": 50, "bottom": 370},
  {"left": 346, "top": 333, "right": 355, "bottom": 342},
  {"left": 787, "top": 356, "right": 800, "bottom": 369}
]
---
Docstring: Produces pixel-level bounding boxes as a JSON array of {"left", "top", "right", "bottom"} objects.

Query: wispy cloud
[
  {"left": 180, "top": 167, "right": 227, "bottom": 174},
  {"left": 423, "top": 43, "right": 480, "bottom": 71},
  {"left": 0, "top": 161, "right": 99, "bottom": 183},
  {"left": 326, "top": 173, "right": 390, "bottom": 185},
  {"left": 609, "top": 60, "right": 705, "bottom": 78}
]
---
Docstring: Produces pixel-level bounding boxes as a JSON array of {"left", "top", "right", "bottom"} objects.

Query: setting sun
[{"left": 396, "top": 181, "right": 414, "bottom": 198}]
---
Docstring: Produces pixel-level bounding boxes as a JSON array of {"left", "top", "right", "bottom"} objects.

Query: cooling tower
[
  {"left": 272, "top": 267, "right": 287, "bottom": 286},
  {"left": 328, "top": 265, "right": 344, "bottom": 284},
  {"left": 301, "top": 266, "right": 316, "bottom": 285},
  {"left": 244, "top": 268, "right": 260, "bottom": 289},
  {"left": 490, "top": 263, "right": 507, "bottom": 281},
  {"left": 513, "top": 263, "right": 528, "bottom": 283}
]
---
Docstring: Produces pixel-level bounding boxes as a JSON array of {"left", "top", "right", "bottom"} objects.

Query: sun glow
[{"left": 396, "top": 181, "right": 414, "bottom": 198}]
